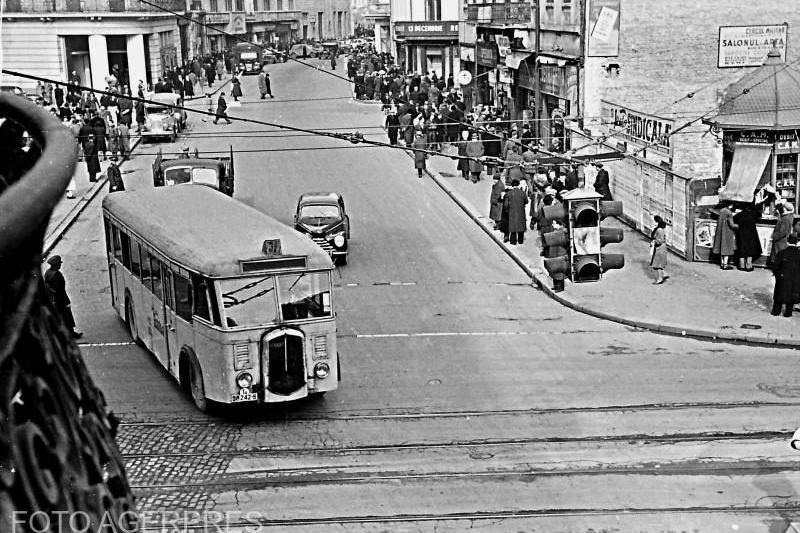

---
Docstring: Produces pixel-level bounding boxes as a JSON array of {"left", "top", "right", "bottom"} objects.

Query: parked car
[
  {"left": 262, "top": 50, "right": 279, "bottom": 64},
  {"left": 142, "top": 93, "right": 186, "bottom": 143},
  {"left": 288, "top": 44, "right": 316, "bottom": 59},
  {"left": 294, "top": 192, "right": 350, "bottom": 265}
]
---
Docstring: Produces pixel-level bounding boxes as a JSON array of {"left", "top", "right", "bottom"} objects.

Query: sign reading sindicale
[
  {"left": 718, "top": 24, "right": 788, "bottom": 68},
  {"left": 601, "top": 100, "right": 674, "bottom": 155}
]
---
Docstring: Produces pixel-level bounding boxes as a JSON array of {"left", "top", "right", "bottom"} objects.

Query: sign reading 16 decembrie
[{"left": 718, "top": 24, "right": 788, "bottom": 68}]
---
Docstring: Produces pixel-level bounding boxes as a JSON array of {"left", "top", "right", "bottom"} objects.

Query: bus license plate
[{"left": 232, "top": 389, "right": 257, "bottom": 402}]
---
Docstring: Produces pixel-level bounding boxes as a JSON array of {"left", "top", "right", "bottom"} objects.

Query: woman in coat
[
  {"left": 465, "top": 131, "right": 485, "bottom": 183},
  {"left": 231, "top": 73, "right": 243, "bottom": 101},
  {"left": 734, "top": 204, "right": 762, "bottom": 271},
  {"left": 712, "top": 203, "right": 738, "bottom": 269},
  {"left": 489, "top": 172, "right": 505, "bottom": 229},
  {"left": 411, "top": 132, "right": 427, "bottom": 178},
  {"left": 82, "top": 135, "right": 101, "bottom": 183},
  {"left": 650, "top": 215, "right": 669, "bottom": 284},
  {"left": 503, "top": 179, "right": 529, "bottom": 245}
]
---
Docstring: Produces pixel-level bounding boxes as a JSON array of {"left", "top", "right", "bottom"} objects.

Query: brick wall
[{"left": 583, "top": 0, "right": 800, "bottom": 180}]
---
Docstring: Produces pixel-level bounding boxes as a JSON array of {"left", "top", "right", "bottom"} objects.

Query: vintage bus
[
  {"left": 230, "top": 42, "right": 264, "bottom": 74},
  {"left": 101, "top": 185, "right": 340, "bottom": 411}
]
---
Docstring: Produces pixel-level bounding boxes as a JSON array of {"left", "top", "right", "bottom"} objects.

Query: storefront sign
[
  {"left": 587, "top": 0, "right": 620, "bottom": 57},
  {"left": 476, "top": 43, "right": 498, "bottom": 67},
  {"left": 498, "top": 66, "right": 512, "bottom": 85},
  {"left": 518, "top": 60, "right": 535, "bottom": 91},
  {"left": 602, "top": 100, "right": 674, "bottom": 155},
  {"left": 394, "top": 21, "right": 458, "bottom": 39},
  {"left": 776, "top": 131, "right": 800, "bottom": 154},
  {"left": 539, "top": 65, "right": 567, "bottom": 98},
  {"left": 206, "top": 13, "right": 229, "bottom": 24},
  {"left": 496, "top": 36, "right": 511, "bottom": 57},
  {"left": 718, "top": 24, "right": 788, "bottom": 68},
  {"left": 729, "top": 130, "right": 773, "bottom": 144}
]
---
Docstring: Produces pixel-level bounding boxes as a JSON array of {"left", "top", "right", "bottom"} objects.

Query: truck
[
  {"left": 230, "top": 42, "right": 264, "bottom": 75},
  {"left": 152, "top": 146, "right": 235, "bottom": 197}
]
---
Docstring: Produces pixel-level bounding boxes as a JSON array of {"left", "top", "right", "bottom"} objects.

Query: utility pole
[{"left": 533, "top": 0, "right": 541, "bottom": 143}]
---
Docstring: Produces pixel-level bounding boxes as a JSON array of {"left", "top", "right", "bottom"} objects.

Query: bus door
[
  {"left": 109, "top": 225, "right": 126, "bottom": 310},
  {"left": 167, "top": 268, "right": 196, "bottom": 375},
  {"left": 146, "top": 254, "right": 170, "bottom": 368},
  {"left": 162, "top": 268, "right": 180, "bottom": 376}
]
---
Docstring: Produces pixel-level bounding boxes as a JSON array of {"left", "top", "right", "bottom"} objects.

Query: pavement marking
[
  {"left": 77, "top": 341, "right": 137, "bottom": 347},
  {"left": 354, "top": 331, "right": 534, "bottom": 339}
]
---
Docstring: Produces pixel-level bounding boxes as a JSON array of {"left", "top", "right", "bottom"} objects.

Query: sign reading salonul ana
[{"left": 718, "top": 24, "right": 788, "bottom": 68}]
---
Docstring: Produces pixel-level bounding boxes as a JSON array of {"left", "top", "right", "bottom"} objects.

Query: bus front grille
[{"left": 266, "top": 333, "right": 305, "bottom": 395}]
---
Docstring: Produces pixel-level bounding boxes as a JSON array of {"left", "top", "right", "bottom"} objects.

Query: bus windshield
[
  {"left": 277, "top": 272, "right": 331, "bottom": 320},
  {"left": 219, "top": 275, "right": 277, "bottom": 327}
]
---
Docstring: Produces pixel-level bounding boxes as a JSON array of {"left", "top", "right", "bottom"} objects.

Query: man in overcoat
[
  {"left": 503, "top": 179, "right": 529, "bottom": 245},
  {"left": 489, "top": 172, "right": 505, "bottom": 230},
  {"left": 771, "top": 202, "right": 795, "bottom": 264},
  {"left": 44, "top": 256, "right": 82, "bottom": 338},
  {"left": 772, "top": 234, "right": 800, "bottom": 317},
  {"left": 593, "top": 163, "right": 613, "bottom": 201},
  {"left": 213, "top": 93, "right": 233, "bottom": 124},
  {"left": 107, "top": 157, "right": 125, "bottom": 192}
]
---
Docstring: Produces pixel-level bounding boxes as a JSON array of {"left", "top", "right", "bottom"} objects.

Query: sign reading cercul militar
[{"left": 718, "top": 24, "right": 788, "bottom": 68}]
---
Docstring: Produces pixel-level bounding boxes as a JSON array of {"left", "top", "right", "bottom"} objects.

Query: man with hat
[
  {"left": 258, "top": 69, "right": 274, "bottom": 100},
  {"left": 44, "top": 255, "right": 82, "bottom": 338},
  {"left": 179, "top": 144, "right": 192, "bottom": 159},
  {"left": 107, "top": 156, "right": 125, "bottom": 192},
  {"left": 771, "top": 234, "right": 800, "bottom": 317}
]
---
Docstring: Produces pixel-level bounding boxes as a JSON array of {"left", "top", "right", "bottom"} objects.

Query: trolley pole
[{"left": 533, "top": 0, "right": 541, "bottom": 143}]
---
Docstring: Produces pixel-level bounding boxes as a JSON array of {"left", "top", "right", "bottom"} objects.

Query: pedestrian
[
  {"left": 107, "top": 156, "right": 125, "bottom": 192},
  {"left": 650, "top": 215, "right": 669, "bottom": 284},
  {"left": 456, "top": 129, "right": 471, "bottom": 180},
  {"left": 489, "top": 172, "right": 505, "bottom": 230},
  {"left": 734, "top": 204, "right": 762, "bottom": 271},
  {"left": 44, "top": 255, "right": 82, "bottom": 338},
  {"left": 205, "top": 64, "right": 216, "bottom": 87},
  {"left": 503, "top": 179, "right": 529, "bottom": 245},
  {"left": 258, "top": 70, "right": 274, "bottom": 99},
  {"left": 117, "top": 122, "right": 130, "bottom": 159},
  {"left": 770, "top": 202, "right": 794, "bottom": 264},
  {"left": 213, "top": 92, "right": 232, "bottom": 124},
  {"left": 564, "top": 164, "right": 580, "bottom": 190},
  {"left": 465, "top": 131, "right": 485, "bottom": 183},
  {"left": 330, "top": 55, "right": 337, "bottom": 70},
  {"left": 712, "top": 202, "right": 739, "bottom": 269},
  {"left": 107, "top": 123, "right": 120, "bottom": 159},
  {"left": 135, "top": 97, "right": 145, "bottom": 133},
  {"left": 185, "top": 71, "right": 195, "bottom": 98},
  {"left": 411, "top": 131, "right": 427, "bottom": 178},
  {"left": 593, "top": 163, "right": 613, "bottom": 201},
  {"left": 385, "top": 108, "right": 400, "bottom": 145},
  {"left": 231, "top": 72, "right": 243, "bottom": 101},
  {"left": 216, "top": 58, "right": 226, "bottom": 81},
  {"left": 771, "top": 234, "right": 800, "bottom": 317},
  {"left": 83, "top": 135, "right": 100, "bottom": 182},
  {"left": 90, "top": 112, "right": 108, "bottom": 160},
  {"left": 504, "top": 144, "right": 524, "bottom": 184}
]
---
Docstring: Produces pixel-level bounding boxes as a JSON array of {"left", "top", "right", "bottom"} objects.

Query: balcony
[
  {"left": 3, "top": 0, "right": 186, "bottom": 13},
  {"left": 465, "top": 2, "right": 532, "bottom": 26}
]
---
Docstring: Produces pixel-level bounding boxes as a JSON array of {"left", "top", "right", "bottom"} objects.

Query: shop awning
[
  {"left": 504, "top": 51, "right": 532, "bottom": 69},
  {"left": 719, "top": 143, "right": 772, "bottom": 203}
]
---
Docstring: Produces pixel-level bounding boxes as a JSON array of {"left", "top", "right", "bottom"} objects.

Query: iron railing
[{"left": 0, "top": 93, "right": 138, "bottom": 532}]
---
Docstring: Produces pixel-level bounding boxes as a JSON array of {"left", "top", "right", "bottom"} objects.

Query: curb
[
  {"left": 417, "top": 153, "right": 800, "bottom": 349},
  {"left": 43, "top": 136, "right": 142, "bottom": 256}
]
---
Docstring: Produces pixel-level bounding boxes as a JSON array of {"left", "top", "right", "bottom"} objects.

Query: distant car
[
  {"left": 142, "top": 93, "right": 186, "bottom": 142},
  {"left": 288, "top": 43, "right": 317, "bottom": 59},
  {"left": 262, "top": 50, "right": 279, "bottom": 64},
  {"left": 294, "top": 192, "right": 350, "bottom": 265}
]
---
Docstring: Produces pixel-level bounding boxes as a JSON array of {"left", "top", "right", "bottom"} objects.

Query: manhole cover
[{"left": 740, "top": 324, "right": 762, "bottom": 330}]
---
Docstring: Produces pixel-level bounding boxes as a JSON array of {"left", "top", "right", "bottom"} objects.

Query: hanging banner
[
  {"left": 587, "top": 0, "right": 620, "bottom": 57},
  {"left": 717, "top": 24, "right": 788, "bottom": 68}
]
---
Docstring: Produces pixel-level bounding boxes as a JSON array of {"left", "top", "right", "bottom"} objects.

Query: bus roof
[{"left": 102, "top": 185, "right": 334, "bottom": 277}]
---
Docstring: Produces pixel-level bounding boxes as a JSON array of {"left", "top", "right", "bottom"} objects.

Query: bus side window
[
  {"left": 119, "top": 232, "right": 132, "bottom": 271},
  {"left": 140, "top": 247, "right": 152, "bottom": 287},
  {"left": 173, "top": 273, "right": 193, "bottom": 322},
  {"left": 150, "top": 254, "right": 163, "bottom": 300},
  {"left": 207, "top": 280, "right": 222, "bottom": 326},
  {"left": 130, "top": 240, "right": 141, "bottom": 278},
  {"left": 163, "top": 269, "right": 175, "bottom": 309},
  {"left": 191, "top": 274, "right": 211, "bottom": 322},
  {"left": 112, "top": 227, "right": 123, "bottom": 262},
  {"left": 104, "top": 218, "right": 113, "bottom": 254}
]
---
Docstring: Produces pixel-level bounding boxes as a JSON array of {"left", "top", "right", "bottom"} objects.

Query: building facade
[
  {"left": 390, "top": 0, "right": 461, "bottom": 79},
  {"left": 362, "top": 0, "right": 391, "bottom": 53},
  {"left": 1, "top": 0, "right": 184, "bottom": 92}
]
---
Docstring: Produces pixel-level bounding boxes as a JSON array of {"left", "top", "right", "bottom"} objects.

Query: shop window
[
  {"left": 776, "top": 153, "right": 798, "bottom": 207},
  {"left": 173, "top": 273, "right": 193, "bottom": 322}
]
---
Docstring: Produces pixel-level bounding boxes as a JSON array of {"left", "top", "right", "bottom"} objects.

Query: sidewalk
[
  {"left": 43, "top": 76, "right": 232, "bottom": 254},
  {"left": 421, "top": 144, "right": 800, "bottom": 348}
]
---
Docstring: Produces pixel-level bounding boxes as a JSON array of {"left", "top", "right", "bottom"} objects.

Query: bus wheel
[
  {"left": 183, "top": 352, "right": 208, "bottom": 412},
  {"left": 125, "top": 297, "right": 138, "bottom": 341}
]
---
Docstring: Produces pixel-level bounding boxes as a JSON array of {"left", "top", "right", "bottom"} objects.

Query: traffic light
[{"left": 541, "top": 190, "right": 625, "bottom": 285}]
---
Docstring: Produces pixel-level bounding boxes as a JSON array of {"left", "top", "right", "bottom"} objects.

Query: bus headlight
[
  {"left": 236, "top": 372, "right": 253, "bottom": 389},
  {"left": 314, "top": 362, "right": 330, "bottom": 379},
  {"left": 332, "top": 234, "right": 345, "bottom": 248}
]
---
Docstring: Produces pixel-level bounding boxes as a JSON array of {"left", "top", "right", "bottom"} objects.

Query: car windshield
[
  {"left": 277, "top": 272, "right": 331, "bottom": 320},
  {"left": 219, "top": 276, "right": 278, "bottom": 328},
  {"left": 299, "top": 204, "right": 340, "bottom": 223},
  {"left": 192, "top": 167, "right": 219, "bottom": 187},
  {"left": 147, "top": 105, "right": 170, "bottom": 115},
  {"left": 164, "top": 167, "right": 192, "bottom": 185},
  {"left": 164, "top": 167, "right": 219, "bottom": 187}
]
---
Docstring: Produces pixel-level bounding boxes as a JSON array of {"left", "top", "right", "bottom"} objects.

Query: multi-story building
[
  {"left": 390, "top": 0, "right": 460, "bottom": 79},
  {"left": 362, "top": 0, "right": 390, "bottom": 53},
  {"left": 198, "top": 0, "right": 350, "bottom": 52},
  {"left": 1, "top": 0, "right": 185, "bottom": 92}
]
